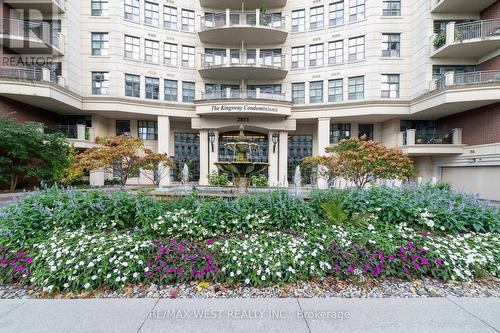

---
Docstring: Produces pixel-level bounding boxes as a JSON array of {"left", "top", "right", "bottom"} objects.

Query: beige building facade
[{"left": 1, "top": 0, "right": 500, "bottom": 199}]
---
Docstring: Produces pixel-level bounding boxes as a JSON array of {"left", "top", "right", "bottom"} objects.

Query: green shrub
[
  {"left": 104, "top": 178, "right": 121, "bottom": 186},
  {"left": 207, "top": 172, "right": 231, "bottom": 186},
  {"left": 311, "top": 185, "right": 500, "bottom": 233},
  {"left": 251, "top": 174, "right": 268, "bottom": 187},
  {"left": 0, "top": 187, "right": 166, "bottom": 243}
]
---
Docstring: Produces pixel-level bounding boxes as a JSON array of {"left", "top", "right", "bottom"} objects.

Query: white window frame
[
  {"left": 182, "top": 45, "right": 195, "bottom": 68},
  {"left": 181, "top": 9, "right": 195, "bottom": 32},
  {"left": 144, "top": 39, "right": 159, "bottom": 63},
  {"left": 310, "top": 6, "right": 324, "bottom": 30},
  {"left": 309, "top": 43, "right": 324, "bottom": 67},
  {"left": 328, "top": 40, "right": 343, "bottom": 65},
  {"left": 145, "top": 2, "right": 159, "bottom": 25},
  {"left": 329, "top": 1, "right": 344, "bottom": 26},
  {"left": 124, "top": 35, "right": 140, "bottom": 60},
  {"left": 291, "top": 46, "right": 305, "bottom": 69},
  {"left": 164, "top": 6, "right": 178, "bottom": 29},
  {"left": 291, "top": 9, "right": 305, "bottom": 32},
  {"left": 348, "top": 36, "right": 365, "bottom": 61}
]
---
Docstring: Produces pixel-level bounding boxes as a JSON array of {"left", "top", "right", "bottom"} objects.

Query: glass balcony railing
[
  {"left": 201, "top": 50, "right": 285, "bottom": 69},
  {"left": 202, "top": 89, "right": 288, "bottom": 101},
  {"left": 201, "top": 11, "right": 285, "bottom": 31},
  {"left": 0, "top": 18, "right": 63, "bottom": 51}
]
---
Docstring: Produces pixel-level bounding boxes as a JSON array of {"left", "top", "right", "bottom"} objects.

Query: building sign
[{"left": 196, "top": 103, "right": 291, "bottom": 117}]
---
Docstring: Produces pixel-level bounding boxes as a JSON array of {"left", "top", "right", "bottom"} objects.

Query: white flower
[
  {"left": 91, "top": 275, "right": 97, "bottom": 280},
  {"left": 245, "top": 278, "right": 250, "bottom": 284},
  {"left": 115, "top": 277, "right": 121, "bottom": 282},
  {"left": 63, "top": 283, "right": 69, "bottom": 288},
  {"left": 84, "top": 283, "right": 90, "bottom": 289},
  {"left": 261, "top": 275, "right": 266, "bottom": 281},
  {"left": 133, "top": 272, "right": 138, "bottom": 278}
]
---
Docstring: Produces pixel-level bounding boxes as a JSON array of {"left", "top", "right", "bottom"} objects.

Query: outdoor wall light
[
  {"left": 208, "top": 131, "right": 216, "bottom": 152},
  {"left": 272, "top": 133, "right": 279, "bottom": 153}
]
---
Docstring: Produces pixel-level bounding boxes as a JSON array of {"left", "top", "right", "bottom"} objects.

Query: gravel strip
[{"left": 1, "top": 277, "right": 499, "bottom": 299}]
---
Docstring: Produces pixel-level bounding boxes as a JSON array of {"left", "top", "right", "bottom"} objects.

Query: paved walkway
[{"left": 0, "top": 298, "right": 498, "bottom": 333}]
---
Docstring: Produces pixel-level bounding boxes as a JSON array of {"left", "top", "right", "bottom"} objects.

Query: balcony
[
  {"left": 200, "top": 89, "right": 290, "bottom": 102},
  {"left": 430, "top": 71, "right": 500, "bottom": 90},
  {"left": 51, "top": 124, "right": 96, "bottom": 149},
  {"left": 0, "top": 18, "right": 65, "bottom": 54},
  {"left": 4, "top": 0, "right": 66, "bottom": 14},
  {"left": 398, "top": 129, "right": 465, "bottom": 156},
  {"left": 199, "top": 0, "right": 286, "bottom": 10},
  {"left": 199, "top": 51, "right": 288, "bottom": 80},
  {"left": 431, "top": 20, "right": 500, "bottom": 59},
  {"left": 431, "top": 0, "right": 496, "bottom": 13},
  {"left": 199, "top": 11, "right": 287, "bottom": 45}
]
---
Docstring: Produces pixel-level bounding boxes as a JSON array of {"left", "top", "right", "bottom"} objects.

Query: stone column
[
  {"left": 199, "top": 130, "right": 210, "bottom": 186},
  {"left": 76, "top": 124, "right": 86, "bottom": 140},
  {"left": 452, "top": 128, "right": 463, "bottom": 144},
  {"left": 317, "top": 118, "right": 331, "bottom": 189},
  {"left": 268, "top": 131, "right": 279, "bottom": 187},
  {"left": 157, "top": 116, "right": 171, "bottom": 187},
  {"left": 278, "top": 131, "right": 289, "bottom": 187},
  {"left": 406, "top": 129, "right": 416, "bottom": 145},
  {"left": 208, "top": 130, "right": 219, "bottom": 174},
  {"left": 90, "top": 169, "right": 105, "bottom": 187}
]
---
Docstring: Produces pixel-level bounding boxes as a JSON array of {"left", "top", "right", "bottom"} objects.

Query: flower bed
[{"left": 0, "top": 186, "right": 498, "bottom": 294}]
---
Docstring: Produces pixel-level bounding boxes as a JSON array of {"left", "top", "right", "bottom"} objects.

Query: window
[
  {"left": 358, "top": 124, "right": 374, "bottom": 140},
  {"left": 291, "top": 9, "right": 305, "bottom": 32},
  {"left": 329, "top": 1, "right": 344, "bottom": 26},
  {"left": 381, "top": 74, "right": 400, "bottom": 98},
  {"left": 91, "top": 33, "right": 108, "bottom": 56},
  {"left": 292, "top": 83, "right": 305, "bottom": 104},
  {"left": 91, "top": 0, "right": 108, "bottom": 16},
  {"left": 382, "top": 34, "right": 400, "bottom": 57},
  {"left": 348, "top": 36, "right": 365, "bottom": 61},
  {"left": 181, "top": 9, "right": 195, "bottom": 32},
  {"left": 182, "top": 81, "right": 195, "bottom": 102},
  {"left": 145, "top": 2, "right": 159, "bottom": 25},
  {"left": 310, "top": 6, "right": 324, "bottom": 30},
  {"left": 164, "top": 79, "right": 178, "bottom": 101},
  {"left": 164, "top": 6, "right": 177, "bottom": 29},
  {"left": 291, "top": 46, "right": 305, "bottom": 69},
  {"left": 144, "top": 39, "right": 159, "bottom": 63},
  {"left": 309, "top": 43, "right": 324, "bottom": 67},
  {"left": 348, "top": 76, "right": 364, "bottom": 100},
  {"left": 328, "top": 79, "right": 343, "bottom": 102},
  {"left": 328, "top": 40, "right": 343, "bottom": 65},
  {"left": 124, "top": 35, "right": 140, "bottom": 60},
  {"left": 125, "top": 74, "right": 140, "bottom": 97},
  {"left": 124, "top": 0, "right": 140, "bottom": 21},
  {"left": 138, "top": 120, "right": 158, "bottom": 140},
  {"left": 349, "top": 0, "right": 365, "bottom": 21},
  {"left": 181, "top": 45, "right": 195, "bottom": 68},
  {"left": 91, "top": 72, "right": 109, "bottom": 95},
  {"left": 163, "top": 43, "right": 177, "bottom": 66},
  {"left": 309, "top": 81, "right": 324, "bottom": 103},
  {"left": 383, "top": 0, "right": 401, "bottom": 16},
  {"left": 330, "top": 124, "right": 351, "bottom": 144},
  {"left": 116, "top": 120, "right": 131, "bottom": 136},
  {"left": 145, "top": 77, "right": 159, "bottom": 100}
]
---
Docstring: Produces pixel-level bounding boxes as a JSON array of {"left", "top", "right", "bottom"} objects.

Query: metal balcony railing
[
  {"left": 455, "top": 19, "right": 500, "bottom": 41},
  {"left": 430, "top": 71, "right": 500, "bottom": 91},
  {"left": 0, "top": 66, "right": 43, "bottom": 81},
  {"left": 55, "top": 124, "right": 77, "bottom": 139},
  {"left": 201, "top": 11, "right": 285, "bottom": 30},
  {"left": 202, "top": 89, "right": 288, "bottom": 101},
  {"left": 433, "top": 19, "right": 500, "bottom": 50},
  {"left": 201, "top": 51, "right": 285, "bottom": 69},
  {"left": 0, "top": 18, "right": 63, "bottom": 50}
]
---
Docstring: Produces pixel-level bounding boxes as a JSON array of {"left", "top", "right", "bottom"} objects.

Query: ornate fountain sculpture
[{"left": 215, "top": 125, "right": 269, "bottom": 194}]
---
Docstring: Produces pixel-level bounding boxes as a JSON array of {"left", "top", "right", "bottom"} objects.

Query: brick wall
[
  {"left": 437, "top": 102, "right": 500, "bottom": 146},
  {"left": 478, "top": 55, "right": 500, "bottom": 70},
  {"left": 0, "top": 96, "right": 58, "bottom": 128},
  {"left": 481, "top": 1, "right": 500, "bottom": 19}
]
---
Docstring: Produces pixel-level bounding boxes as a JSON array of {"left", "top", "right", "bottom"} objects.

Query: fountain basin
[{"left": 215, "top": 161, "right": 269, "bottom": 193}]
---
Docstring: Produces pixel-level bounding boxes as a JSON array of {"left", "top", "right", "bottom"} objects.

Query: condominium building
[{"left": 1, "top": 0, "right": 499, "bottom": 199}]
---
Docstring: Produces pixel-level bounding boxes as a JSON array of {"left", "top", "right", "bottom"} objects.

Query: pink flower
[
  {"left": 434, "top": 259, "right": 443, "bottom": 265},
  {"left": 25, "top": 257, "right": 33, "bottom": 263},
  {"left": 420, "top": 258, "right": 429, "bottom": 266},
  {"left": 404, "top": 268, "right": 410, "bottom": 274},
  {"left": 347, "top": 267, "right": 354, "bottom": 273},
  {"left": 388, "top": 255, "right": 395, "bottom": 262},
  {"left": 413, "top": 263, "right": 420, "bottom": 269},
  {"left": 333, "top": 263, "right": 340, "bottom": 271}
]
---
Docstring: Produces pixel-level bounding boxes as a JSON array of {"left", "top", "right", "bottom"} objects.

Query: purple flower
[
  {"left": 420, "top": 258, "right": 429, "bottom": 266},
  {"left": 388, "top": 255, "right": 395, "bottom": 262},
  {"left": 347, "top": 267, "right": 354, "bottom": 273},
  {"left": 333, "top": 263, "right": 340, "bottom": 271},
  {"left": 404, "top": 268, "right": 410, "bottom": 274},
  {"left": 16, "top": 265, "right": 24, "bottom": 271},
  {"left": 413, "top": 263, "right": 420, "bottom": 269},
  {"left": 434, "top": 259, "right": 443, "bottom": 265}
]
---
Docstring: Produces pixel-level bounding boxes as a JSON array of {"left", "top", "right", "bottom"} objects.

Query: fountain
[
  {"left": 215, "top": 125, "right": 269, "bottom": 194},
  {"left": 181, "top": 163, "right": 190, "bottom": 194},
  {"left": 294, "top": 165, "right": 302, "bottom": 197}
]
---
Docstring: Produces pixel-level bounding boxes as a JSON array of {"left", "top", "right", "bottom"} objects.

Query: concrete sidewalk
[{"left": 0, "top": 298, "right": 498, "bottom": 333}]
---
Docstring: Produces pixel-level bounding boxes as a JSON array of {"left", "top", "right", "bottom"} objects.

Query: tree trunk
[{"left": 10, "top": 173, "right": 17, "bottom": 191}]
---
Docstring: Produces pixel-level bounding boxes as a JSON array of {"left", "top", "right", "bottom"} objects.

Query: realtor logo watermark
[{"left": 150, "top": 309, "right": 351, "bottom": 321}]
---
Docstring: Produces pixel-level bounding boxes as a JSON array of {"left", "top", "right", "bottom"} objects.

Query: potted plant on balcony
[
  {"left": 259, "top": 6, "right": 270, "bottom": 26},
  {"left": 433, "top": 34, "right": 446, "bottom": 48}
]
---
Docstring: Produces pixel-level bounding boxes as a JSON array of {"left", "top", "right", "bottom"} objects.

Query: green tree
[{"left": 0, "top": 117, "right": 69, "bottom": 190}]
